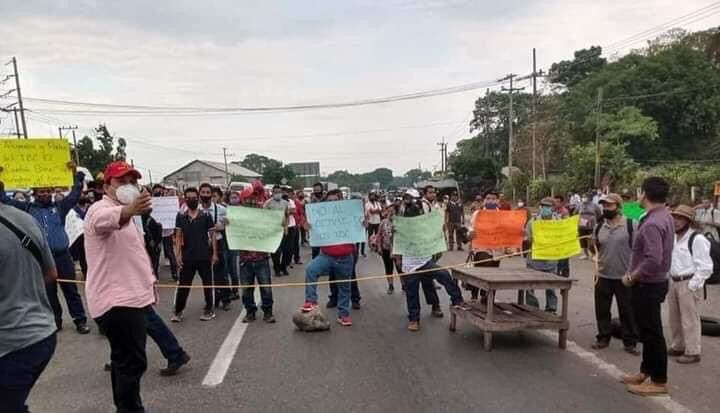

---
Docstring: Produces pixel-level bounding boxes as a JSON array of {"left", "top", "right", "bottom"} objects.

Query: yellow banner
[
  {"left": 0, "top": 139, "right": 72, "bottom": 188},
  {"left": 531, "top": 215, "right": 581, "bottom": 260}
]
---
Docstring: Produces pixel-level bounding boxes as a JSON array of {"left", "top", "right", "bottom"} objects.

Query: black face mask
[
  {"left": 186, "top": 199, "right": 199, "bottom": 210},
  {"left": 153, "top": 191, "right": 163, "bottom": 197},
  {"left": 200, "top": 195, "right": 212, "bottom": 204},
  {"left": 35, "top": 195, "right": 52, "bottom": 205},
  {"left": 282, "top": 194, "right": 289, "bottom": 201},
  {"left": 602, "top": 209, "right": 618, "bottom": 220}
]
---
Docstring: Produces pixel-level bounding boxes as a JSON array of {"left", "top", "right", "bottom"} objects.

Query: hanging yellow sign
[
  {"left": 531, "top": 215, "right": 581, "bottom": 260},
  {"left": 0, "top": 139, "right": 72, "bottom": 188}
]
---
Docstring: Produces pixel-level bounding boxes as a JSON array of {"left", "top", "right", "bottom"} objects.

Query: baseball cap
[
  {"left": 599, "top": 193, "right": 623, "bottom": 206},
  {"left": 103, "top": 161, "right": 141, "bottom": 183},
  {"left": 540, "top": 197, "right": 554, "bottom": 206}
]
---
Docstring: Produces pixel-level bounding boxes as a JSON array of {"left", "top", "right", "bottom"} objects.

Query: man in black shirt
[
  {"left": 445, "top": 192, "right": 465, "bottom": 251},
  {"left": 172, "top": 187, "right": 219, "bottom": 322}
]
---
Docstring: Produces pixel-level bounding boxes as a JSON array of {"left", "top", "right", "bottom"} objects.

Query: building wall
[{"left": 163, "top": 162, "right": 227, "bottom": 189}]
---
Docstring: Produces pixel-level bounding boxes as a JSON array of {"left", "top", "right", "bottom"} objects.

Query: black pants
[
  {"left": 175, "top": 259, "right": 214, "bottom": 313},
  {"left": 466, "top": 251, "right": 499, "bottom": 300},
  {"left": 162, "top": 236, "right": 178, "bottom": 277},
  {"left": 96, "top": 307, "right": 147, "bottom": 413},
  {"left": 0, "top": 334, "right": 56, "bottom": 413},
  {"left": 311, "top": 247, "right": 320, "bottom": 259},
  {"left": 146, "top": 246, "right": 161, "bottom": 277},
  {"left": 330, "top": 251, "right": 361, "bottom": 303},
  {"left": 272, "top": 234, "right": 289, "bottom": 274},
  {"left": 381, "top": 249, "right": 401, "bottom": 275},
  {"left": 213, "top": 240, "right": 230, "bottom": 305},
  {"left": 69, "top": 236, "right": 87, "bottom": 276},
  {"left": 595, "top": 278, "right": 638, "bottom": 346},
  {"left": 286, "top": 227, "right": 300, "bottom": 265},
  {"left": 632, "top": 281, "right": 669, "bottom": 384}
]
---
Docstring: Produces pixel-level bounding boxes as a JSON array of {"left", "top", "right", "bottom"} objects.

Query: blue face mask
[
  {"left": 540, "top": 206, "right": 553, "bottom": 217},
  {"left": 485, "top": 202, "right": 497, "bottom": 210}
]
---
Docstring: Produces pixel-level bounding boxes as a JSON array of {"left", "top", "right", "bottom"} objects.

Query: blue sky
[{"left": 0, "top": 0, "right": 713, "bottom": 181}]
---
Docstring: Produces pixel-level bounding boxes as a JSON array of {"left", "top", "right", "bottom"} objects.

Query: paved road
[{"left": 28, "top": 247, "right": 697, "bottom": 413}]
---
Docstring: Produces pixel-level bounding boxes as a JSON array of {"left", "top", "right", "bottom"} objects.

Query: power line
[{"left": 15, "top": 78, "right": 502, "bottom": 115}]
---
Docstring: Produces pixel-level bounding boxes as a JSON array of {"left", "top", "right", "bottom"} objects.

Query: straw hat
[{"left": 670, "top": 205, "right": 695, "bottom": 222}]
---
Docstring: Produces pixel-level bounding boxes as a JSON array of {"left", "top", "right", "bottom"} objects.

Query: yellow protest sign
[
  {"left": 531, "top": 215, "right": 581, "bottom": 260},
  {"left": 0, "top": 139, "right": 72, "bottom": 188}
]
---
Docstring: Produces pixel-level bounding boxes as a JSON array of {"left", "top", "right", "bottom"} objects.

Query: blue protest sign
[{"left": 306, "top": 199, "right": 367, "bottom": 247}]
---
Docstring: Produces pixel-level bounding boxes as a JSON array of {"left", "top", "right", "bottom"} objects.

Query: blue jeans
[
  {"left": 238, "top": 259, "right": 274, "bottom": 313},
  {"left": 47, "top": 250, "right": 87, "bottom": 326},
  {"left": 525, "top": 264, "right": 569, "bottom": 312},
  {"left": 305, "top": 253, "right": 353, "bottom": 318},
  {"left": 0, "top": 333, "right": 57, "bottom": 413},
  {"left": 226, "top": 249, "right": 240, "bottom": 292},
  {"left": 404, "top": 262, "right": 463, "bottom": 321},
  {"left": 329, "top": 250, "right": 361, "bottom": 303},
  {"left": 144, "top": 307, "right": 184, "bottom": 363}
]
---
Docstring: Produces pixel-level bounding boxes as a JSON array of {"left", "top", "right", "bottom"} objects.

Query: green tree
[
  {"left": 562, "top": 142, "right": 639, "bottom": 192},
  {"left": 404, "top": 168, "right": 432, "bottom": 185},
  {"left": 240, "top": 153, "right": 272, "bottom": 174},
  {"left": 549, "top": 46, "right": 607, "bottom": 88},
  {"left": 75, "top": 124, "right": 127, "bottom": 176}
]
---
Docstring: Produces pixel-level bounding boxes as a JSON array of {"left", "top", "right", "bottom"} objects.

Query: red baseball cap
[{"left": 103, "top": 161, "right": 141, "bottom": 183}]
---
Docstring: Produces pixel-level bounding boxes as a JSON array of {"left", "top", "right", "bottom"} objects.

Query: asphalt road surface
[{"left": 27, "top": 247, "right": 693, "bottom": 413}]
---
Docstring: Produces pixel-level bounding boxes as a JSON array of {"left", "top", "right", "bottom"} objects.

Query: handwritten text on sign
[
  {"left": 531, "top": 215, "right": 581, "bottom": 260},
  {"left": 472, "top": 210, "right": 527, "bottom": 249},
  {"left": 226, "top": 206, "right": 285, "bottom": 252},
  {"left": 392, "top": 210, "right": 447, "bottom": 257},
  {"left": 0, "top": 139, "right": 72, "bottom": 188},
  {"left": 150, "top": 197, "right": 180, "bottom": 229},
  {"left": 305, "top": 199, "right": 366, "bottom": 247}
]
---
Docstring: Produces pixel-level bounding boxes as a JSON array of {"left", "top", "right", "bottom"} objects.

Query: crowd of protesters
[{"left": 3, "top": 157, "right": 720, "bottom": 411}]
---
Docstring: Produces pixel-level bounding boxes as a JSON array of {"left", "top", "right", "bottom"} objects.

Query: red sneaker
[
  {"left": 301, "top": 301, "right": 317, "bottom": 313},
  {"left": 337, "top": 316, "right": 353, "bottom": 326}
]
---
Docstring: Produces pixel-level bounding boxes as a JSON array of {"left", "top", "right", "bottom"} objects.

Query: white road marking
[
  {"left": 202, "top": 311, "right": 248, "bottom": 387},
  {"left": 538, "top": 331, "right": 692, "bottom": 413}
]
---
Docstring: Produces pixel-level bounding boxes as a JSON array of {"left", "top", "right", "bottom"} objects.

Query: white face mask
[
  {"left": 116, "top": 184, "right": 140, "bottom": 205},
  {"left": 517, "top": 202, "right": 525, "bottom": 208}
]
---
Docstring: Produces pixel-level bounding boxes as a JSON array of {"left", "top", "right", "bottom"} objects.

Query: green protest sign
[
  {"left": 623, "top": 202, "right": 645, "bottom": 221},
  {"left": 392, "top": 211, "right": 447, "bottom": 257},
  {"left": 225, "top": 206, "right": 285, "bottom": 253}
]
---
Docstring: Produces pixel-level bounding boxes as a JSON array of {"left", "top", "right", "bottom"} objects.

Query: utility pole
[
  {"left": 499, "top": 73, "right": 524, "bottom": 191},
  {"left": 222, "top": 147, "right": 235, "bottom": 187},
  {"left": 594, "top": 87, "right": 603, "bottom": 188},
  {"left": 5, "top": 57, "right": 28, "bottom": 138},
  {"left": 437, "top": 138, "right": 447, "bottom": 176},
  {"left": 12, "top": 107, "right": 20, "bottom": 138},
  {"left": 516, "top": 49, "right": 546, "bottom": 180},
  {"left": 59, "top": 125, "right": 79, "bottom": 164}
]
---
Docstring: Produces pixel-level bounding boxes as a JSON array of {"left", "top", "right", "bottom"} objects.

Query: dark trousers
[
  {"left": 447, "top": 222, "right": 463, "bottom": 249},
  {"left": 330, "top": 251, "right": 361, "bottom": 303},
  {"left": 145, "top": 307, "right": 184, "bottom": 363},
  {"left": 405, "top": 263, "right": 463, "bottom": 321},
  {"left": 595, "top": 277, "right": 638, "bottom": 346},
  {"left": 311, "top": 247, "right": 320, "bottom": 259},
  {"left": 632, "top": 281, "right": 669, "bottom": 384},
  {"left": 175, "top": 259, "right": 214, "bottom": 313},
  {"left": 285, "top": 227, "right": 299, "bottom": 265},
  {"left": 96, "top": 307, "right": 148, "bottom": 413},
  {"left": 301, "top": 228, "right": 308, "bottom": 245},
  {"left": 162, "top": 236, "right": 178, "bottom": 277},
  {"left": 239, "top": 259, "right": 274, "bottom": 314},
  {"left": 466, "top": 251, "right": 499, "bottom": 300},
  {"left": 271, "top": 234, "right": 289, "bottom": 274},
  {"left": 0, "top": 334, "right": 56, "bottom": 413},
  {"left": 225, "top": 250, "right": 240, "bottom": 293},
  {"left": 47, "top": 250, "right": 87, "bottom": 327},
  {"left": 69, "top": 236, "right": 87, "bottom": 276},
  {"left": 146, "top": 246, "right": 161, "bottom": 277},
  {"left": 213, "top": 240, "right": 230, "bottom": 305},
  {"left": 381, "top": 249, "right": 401, "bottom": 275}
]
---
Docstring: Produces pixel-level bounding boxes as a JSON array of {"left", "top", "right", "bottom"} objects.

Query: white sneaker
[
  {"left": 200, "top": 310, "right": 216, "bottom": 321},
  {"left": 170, "top": 312, "right": 184, "bottom": 323}
]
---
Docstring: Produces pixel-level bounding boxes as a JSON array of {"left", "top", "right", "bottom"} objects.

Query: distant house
[{"left": 162, "top": 160, "right": 260, "bottom": 189}]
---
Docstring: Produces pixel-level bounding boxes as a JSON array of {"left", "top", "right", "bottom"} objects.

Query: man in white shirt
[
  {"left": 199, "top": 183, "right": 231, "bottom": 310},
  {"left": 695, "top": 199, "right": 719, "bottom": 241},
  {"left": 668, "top": 205, "right": 714, "bottom": 364}
]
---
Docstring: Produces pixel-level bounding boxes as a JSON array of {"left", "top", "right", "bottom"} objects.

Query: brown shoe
[
  {"left": 627, "top": 380, "right": 668, "bottom": 396},
  {"left": 408, "top": 321, "right": 420, "bottom": 332},
  {"left": 620, "top": 372, "right": 648, "bottom": 385},
  {"left": 667, "top": 348, "right": 684, "bottom": 357},
  {"left": 676, "top": 355, "right": 700, "bottom": 364}
]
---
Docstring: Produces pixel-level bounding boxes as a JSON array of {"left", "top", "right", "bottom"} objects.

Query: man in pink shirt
[{"left": 84, "top": 161, "right": 156, "bottom": 413}]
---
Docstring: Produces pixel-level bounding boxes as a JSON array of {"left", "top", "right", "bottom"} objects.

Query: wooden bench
[{"left": 450, "top": 267, "right": 573, "bottom": 351}]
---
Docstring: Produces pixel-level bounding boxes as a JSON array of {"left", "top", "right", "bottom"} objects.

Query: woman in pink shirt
[{"left": 84, "top": 161, "right": 155, "bottom": 413}]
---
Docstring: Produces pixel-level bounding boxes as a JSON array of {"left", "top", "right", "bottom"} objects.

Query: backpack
[
  {"left": 593, "top": 218, "right": 634, "bottom": 249},
  {"left": 688, "top": 232, "right": 720, "bottom": 285}
]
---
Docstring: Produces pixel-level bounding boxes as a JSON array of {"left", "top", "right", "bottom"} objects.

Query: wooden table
[{"left": 450, "top": 267, "right": 573, "bottom": 351}]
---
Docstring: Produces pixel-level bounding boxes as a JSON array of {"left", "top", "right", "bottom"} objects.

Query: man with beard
[{"left": 0, "top": 162, "right": 91, "bottom": 334}]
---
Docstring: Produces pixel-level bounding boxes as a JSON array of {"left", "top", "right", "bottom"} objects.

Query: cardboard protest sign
[
  {"left": 622, "top": 201, "right": 645, "bottom": 221},
  {"left": 225, "top": 206, "right": 285, "bottom": 252},
  {"left": 531, "top": 215, "right": 581, "bottom": 260},
  {"left": 65, "top": 209, "right": 84, "bottom": 246},
  {"left": 392, "top": 210, "right": 446, "bottom": 257},
  {"left": 472, "top": 210, "right": 526, "bottom": 249},
  {"left": 150, "top": 197, "right": 180, "bottom": 229},
  {"left": 0, "top": 139, "right": 72, "bottom": 188},
  {"left": 305, "top": 199, "right": 366, "bottom": 247}
]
